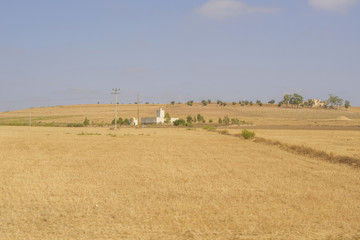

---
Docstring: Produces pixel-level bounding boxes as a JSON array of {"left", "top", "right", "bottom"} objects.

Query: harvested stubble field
[
  {"left": 1, "top": 103, "right": 360, "bottom": 128},
  {"left": 1, "top": 125, "right": 360, "bottom": 239}
]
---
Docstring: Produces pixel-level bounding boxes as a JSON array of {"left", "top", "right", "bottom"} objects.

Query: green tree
[
  {"left": 83, "top": 117, "right": 90, "bottom": 126},
  {"left": 328, "top": 94, "right": 343, "bottom": 109},
  {"left": 201, "top": 100, "right": 208, "bottom": 106},
  {"left": 165, "top": 112, "right": 171, "bottom": 124},
  {"left": 268, "top": 99, "right": 275, "bottom": 104},
  {"left": 207, "top": 99, "right": 212, "bottom": 104},
  {"left": 223, "top": 116, "right": 230, "bottom": 125},
  {"left": 173, "top": 119, "right": 186, "bottom": 126},
  {"left": 283, "top": 94, "right": 291, "bottom": 107},
  {"left": 218, "top": 117, "right": 223, "bottom": 124},
  {"left": 123, "top": 118, "right": 130, "bottom": 125},
  {"left": 186, "top": 100, "right": 193, "bottom": 106},
  {"left": 170, "top": 101, "right": 175, "bottom": 105},
  {"left": 197, "top": 114, "right": 205, "bottom": 123},
  {"left": 186, "top": 115, "right": 193, "bottom": 123},
  {"left": 345, "top": 100, "right": 350, "bottom": 110}
]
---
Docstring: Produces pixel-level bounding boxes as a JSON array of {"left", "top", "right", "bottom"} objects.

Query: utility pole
[
  {"left": 137, "top": 94, "right": 140, "bottom": 126},
  {"left": 111, "top": 88, "right": 120, "bottom": 129}
]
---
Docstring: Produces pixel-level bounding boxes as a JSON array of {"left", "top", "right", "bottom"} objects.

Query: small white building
[
  {"left": 312, "top": 99, "right": 324, "bottom": 107},
  {"left": 130, "top": 118, "right": 138, "bottom": 126},
  {"left": 141, "top": 108, "right": 178, "bottom": 125}
]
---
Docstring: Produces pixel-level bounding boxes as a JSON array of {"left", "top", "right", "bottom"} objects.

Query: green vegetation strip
[
  {"left": 253, "top": 137, "right": 360, "bottom": 169},
  {"left": 203, "top": 126, "right": 360, "bottom": 168}
]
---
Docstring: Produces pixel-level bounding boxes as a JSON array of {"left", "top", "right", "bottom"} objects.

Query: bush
[
  {"left": 197, "top": 114, "right": 205, "bottom": 123},
  {"left": 209, "top": 119, "right": 213, "bottom": 123},
  {"left": 67, "top": 123, "right": 84, "bottom": 127},
  {"left": 241, "top": 129, "right": 255, "bottom": 139},
  {"left": 201, "top": 100, "right": 208, "bottom": 106},
  {"left": 203, "top": 125, "right": 216, "bottom": 131},
  {"left": 123, "top": 118, "right": 130, "bottom": 125},
  {"left": 186, "top": 115, "right": 193, "bottom": 123},
  {"left": 173, "top": 119, "right": 186, "bottom": 126},
  {"left": 83, "top": 117, "right": 90, "bottom": 126},
  {"left": 218, "top": 117, "right": 223, "bottom": 124},
  {"left": 223, "top": 116, "right": 230, "bottom": 125},
  {"left": 218, "top": 130, "right": 229, "bottom": 135},
  {"left": 165, "top": 112, "right": 171, "bottom": 124}
]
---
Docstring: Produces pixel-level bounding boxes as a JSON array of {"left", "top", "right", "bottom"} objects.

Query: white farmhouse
[
  {"left": 141, "top": 108, "right": 178, "bottom": 125},
  {"left": 312, "top": 99, "right": 324, "bottom": 107}
]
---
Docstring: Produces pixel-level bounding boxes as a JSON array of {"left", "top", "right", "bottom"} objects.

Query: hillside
[{"left": 1, "top": 103, "right": 360, "bottom": 128}]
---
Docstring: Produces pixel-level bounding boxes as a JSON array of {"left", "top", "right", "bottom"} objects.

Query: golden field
[
  {"left": 1, "top": 103, "right": 360, "bottom": 128},
  {"left": 1, "top": 104, "right": 360, "bottom": 239}
]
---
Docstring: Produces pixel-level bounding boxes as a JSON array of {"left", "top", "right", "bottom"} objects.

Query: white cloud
[
  {"left": 196, "top": 0, "right": 280, "bottom": 19},
  {"left": 308, "top": 0, "right": 358, "bottom": 13}
]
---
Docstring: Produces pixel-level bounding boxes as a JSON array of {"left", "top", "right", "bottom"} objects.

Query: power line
[{"left": 111, "top": 88, "right": 120, "bottom": 129}]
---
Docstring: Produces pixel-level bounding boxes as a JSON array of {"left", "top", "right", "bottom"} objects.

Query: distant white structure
[
  {"left": 312, "top": 99, "right": 324, "bottom": 107},
  {"left": 130, "top": 118, "right": 138, "bottom": 126},
  {"left": 141, "top": 108, "right": 178, "bottom": 125}
]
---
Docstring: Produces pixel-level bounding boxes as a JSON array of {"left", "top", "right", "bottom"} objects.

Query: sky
[{"left": 0, "top": 0, "right": 359, "bottom": 111}]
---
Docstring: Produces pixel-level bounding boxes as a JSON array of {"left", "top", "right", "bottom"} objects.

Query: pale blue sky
[{"left": 1, "top": 0, "right": 359, "bottom": 111}]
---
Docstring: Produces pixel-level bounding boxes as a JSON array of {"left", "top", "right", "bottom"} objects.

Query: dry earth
[
  {"left": 1, "top": 104, "right": 360, "bottom": 128},
  {"left": 1, "top": 126, "right": 360, "bottom": 239}
]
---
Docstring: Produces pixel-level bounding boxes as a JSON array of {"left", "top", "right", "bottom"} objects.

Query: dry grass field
[
  {"left": 1, "top": 104, "right": 360, "bottom": 239},
  {"left": 1, "top": 103, "right": 360, "bottom": 128}
]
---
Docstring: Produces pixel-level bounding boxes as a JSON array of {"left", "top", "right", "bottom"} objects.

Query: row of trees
[
  {"left": 175, "top": 94, "right": 350, "bottom": 110},
  {"left": 173, "top": 113, "right": 248, "bottom": 126},
  {"left": 278, "top": 94, "right": 350, "bottom": 109}
]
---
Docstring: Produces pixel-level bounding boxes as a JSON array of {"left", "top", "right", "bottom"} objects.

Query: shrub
[
  {"left": 186, "top": 115, "right": 193, "bottom": 123},
  {"left": 197, "top": 114, "right": 205, "bottom": 123},
  {"left": 186, "top": 100, "right": 194, "bottom": 106},
  {"left": 171, "top": 101, "right": 175, "bottom": 105},
  {"left": 83, "top": 117, "right": 90, "bottom": 126},
  {"left": 232, "top": 102, "right": 236, "bottom": 105},
  {"left": 223, "top": 116, "right": 230, "bottom": 125},
  {"left": 209, "top": 119, "right": 213, "bottom": 123},
  {"left": 218, "top": 130, "right": 229, "bottom": 135},
  {"left": 231, "top": 118, "right": 240, "bottom": 125},
  {"left": 268, "top": 99, "right": 275, "bottom": 104},
  {"left": 218, "top": 117, "right": 223, "bottom": 124},
  {"left": 123, "top": 118, "right": 130, "bottom": 125},
  {"left": 173, "top": 118, "right": 186, "bottom": 126},
  {"left": 165, "top": 112, "right": 171, "bottom": 124},
  {"left": 203, "top": 125, "right": 216, "bottom": 131},
  {"left": 241, "top": 129, "right": 255, "bottom": 139},
  {"left": 67, "top": 123, "right": 84, "bottom": 127},
  {"left": 201, "top": 100, "right": 208, "bottom": 106}
]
